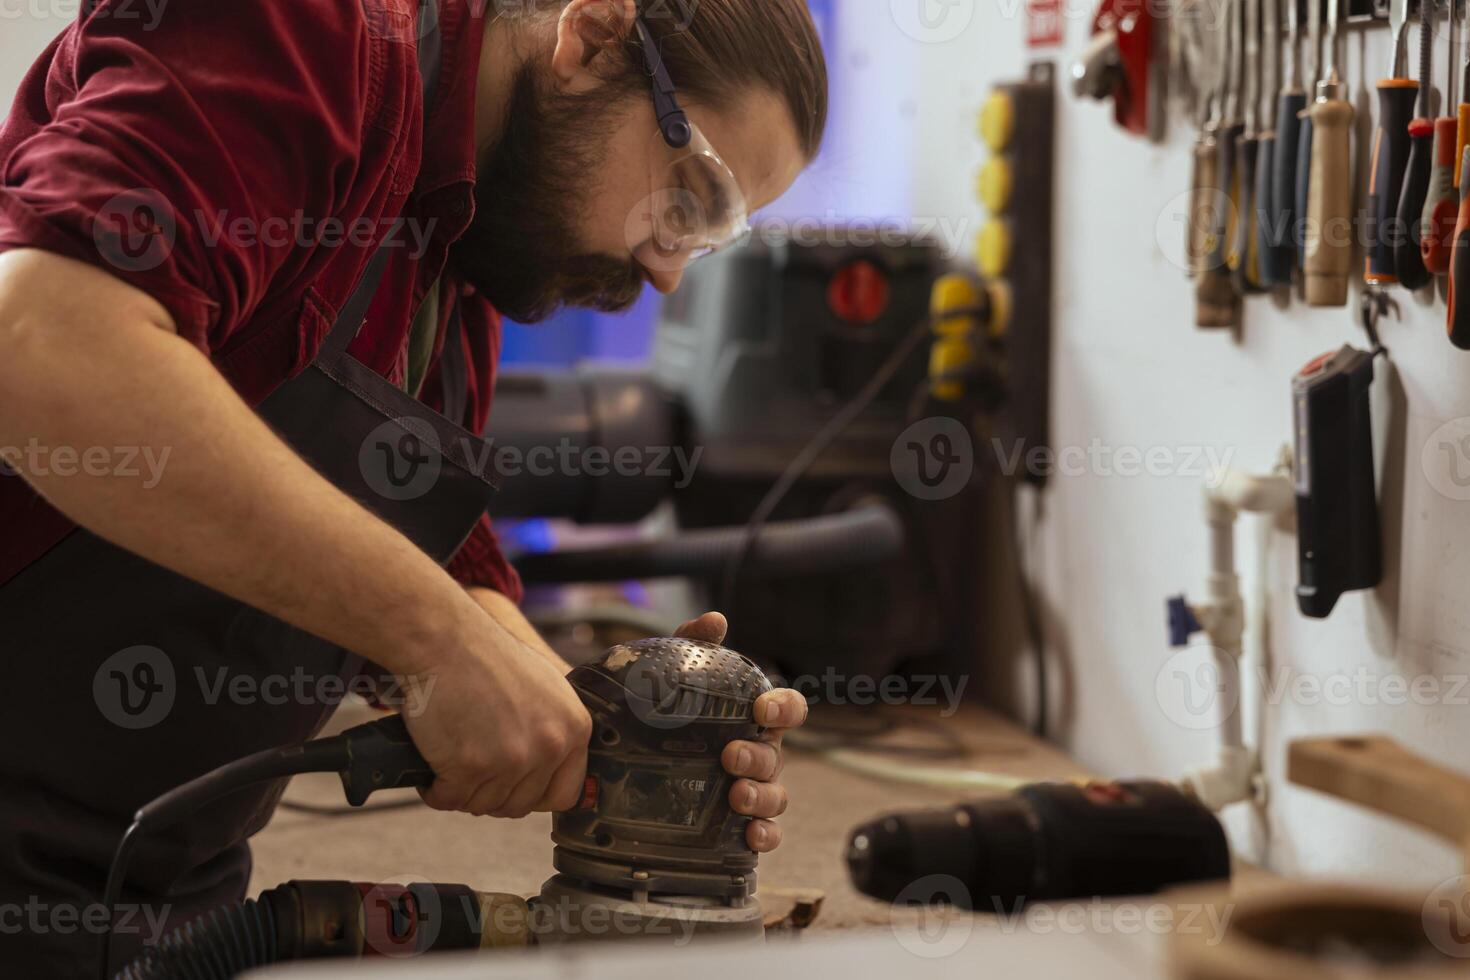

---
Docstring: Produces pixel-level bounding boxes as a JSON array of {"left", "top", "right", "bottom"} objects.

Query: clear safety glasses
[{"left": 635, "top": 16, "right": 751, "bottom": 263}]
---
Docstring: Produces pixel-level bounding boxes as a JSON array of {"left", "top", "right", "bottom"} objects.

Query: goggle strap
[{"left": 634, "top": 16, "right": 692, "bottom": 149}]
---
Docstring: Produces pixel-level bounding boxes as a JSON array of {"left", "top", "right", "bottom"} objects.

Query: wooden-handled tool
[
  {"left": 1395, "top": 0, "right": 1435, "bottom": 289},
  {"left": 1252, "top": 0, "right": 1283, "bottom": 285},
  {"left": 1422, "top": 0, "right": 1459, "bottom": 275},
  {"left": 1198, "top": 0, "right": 1242, "bottom": 326},
  {"left": 1366, "top": 0, "right": 1419, "bottom": 286},
  {"left": 1304, "top": 0, "right": 1355, "bottom": 306},
  {"left": 1230, "top": 0, "right": 1266, "bottom": 293},
  {"left": 1295, "top": 0, "right": 1324, "bottom": 275}
]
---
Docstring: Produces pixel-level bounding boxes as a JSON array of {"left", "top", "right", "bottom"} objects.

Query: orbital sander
[{"left": 104, "top": 638, "right": 772, "bottom": 977}]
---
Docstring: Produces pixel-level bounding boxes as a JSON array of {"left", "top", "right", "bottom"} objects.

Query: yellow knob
[
  {"left": 929, "top": 336, "right": 975, "bottom": 403},
  {"left": 931, "top": 272, "right": 982, "bottom": 319},
  {"left": 977, "top": 158, "right": 1013, "bottom": 213},
  {"left": 986, "top": 281, "right": 1012, "bottom": 339},
  {"left": 979, "top": 92, "right": 1015, "bottom": 151},
  {"left": 976, "top": 219, "right": 1012, "bottom": 278}
]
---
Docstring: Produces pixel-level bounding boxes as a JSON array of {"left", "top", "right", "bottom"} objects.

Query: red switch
[{"left": 827, "top": 260, "right": 890, "bottom": 325}]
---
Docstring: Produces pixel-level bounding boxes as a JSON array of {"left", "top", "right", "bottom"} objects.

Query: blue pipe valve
[{"left": 1167, "top": 595, "right": 1203, "bottom": 649}]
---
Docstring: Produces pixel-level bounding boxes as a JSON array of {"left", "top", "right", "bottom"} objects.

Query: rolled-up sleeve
[{"left": 0, "top": 0, "right": 373, "bottom": 350}]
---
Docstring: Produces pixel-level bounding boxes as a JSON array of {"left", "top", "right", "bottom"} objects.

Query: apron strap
[
  {"left": 439, "top": 298, "right": 469, "bottom": 428},
  {"left": 318, "top": 0, "right": 442, "bottom": 361}
]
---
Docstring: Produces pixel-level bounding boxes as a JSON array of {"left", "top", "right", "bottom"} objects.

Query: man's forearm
[
  {"left": 468, "top": 587, "right": 571, "bottom": 671},
  {"left": 0, "top": 249, "right": 498, "bottom": 675}
]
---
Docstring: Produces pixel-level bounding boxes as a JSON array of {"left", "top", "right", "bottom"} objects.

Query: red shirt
[{"left": 0, "top": 0, "right": 522, "bottom": 600}]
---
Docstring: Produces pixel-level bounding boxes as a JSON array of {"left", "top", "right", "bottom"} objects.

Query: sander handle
[{"left": 338, "top": 714, "right": 435, "bottom": 806}]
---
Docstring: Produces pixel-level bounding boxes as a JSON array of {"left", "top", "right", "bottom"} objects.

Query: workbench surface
[{"left": 250, "top": 703, "right": 1193, "bottom": 975}]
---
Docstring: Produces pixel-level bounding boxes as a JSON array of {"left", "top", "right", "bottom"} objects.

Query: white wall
[{"left": 887, "top": 0, "right": 1470, "bottom": 885}]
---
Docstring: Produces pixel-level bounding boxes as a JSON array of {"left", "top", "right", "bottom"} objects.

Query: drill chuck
[{"left": 846, "top": 780, "right": 1230, "bottom": 910}]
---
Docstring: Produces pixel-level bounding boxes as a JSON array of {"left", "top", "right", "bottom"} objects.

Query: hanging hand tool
[
  {"left": 1395, "top": 0, "right": 1436, "bottom": 289},
  {"left": 1296, "top": 0, "right": 1324, "bottom": 273},
  {"left": 1185, "top": 0, "right": 1221, "bottom": 281},
  {"left": 1199, "top": 0, "right": 1243, "bottom": 325},
  {"left": 1272, "top": 0, "right": 1307, "bottom": 278},
  {"left": 1366, "top": 0, "right": 1419, "bottom": 285},
  {"left": 1229, "top": 0, "right": 1267, "bottom": 292},
  {"left": 1447, "top": 117, "right": 1470, "bottom": 344},
  {"left": 1254, "top": 0, "right": 1284, "bottom": 285},
  {"left": 1459, "top": 0, "right": 1470, "bottom": 188},
  {"left": 1422, "top": 0, "right": 1459, "bottom": 275},
  {"left": 1305, "top": 0, "right": 1355, "bottom": 305}
]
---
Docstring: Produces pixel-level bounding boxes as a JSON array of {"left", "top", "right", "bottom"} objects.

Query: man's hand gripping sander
[{"left": 104, "top": 639, "right": 773, "bottom": 978}]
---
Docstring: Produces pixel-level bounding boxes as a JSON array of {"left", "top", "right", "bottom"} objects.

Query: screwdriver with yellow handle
[
  {"left": 1366, "top": 0, "right": 1418, "bottom": 286},
  {"left": 1421, "top": 0, "right": 1459, "bottom": 275},
  {"left": 1304, "top": 0, "right": 1354, "bottom": 305}
]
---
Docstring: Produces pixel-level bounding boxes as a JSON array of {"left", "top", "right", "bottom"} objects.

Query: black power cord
[
  {"left": 98, "top": 716, "right": 430, "bottom": 979},
  {"left": 719, "top": 315, "right": 934, "bottom": 612}
]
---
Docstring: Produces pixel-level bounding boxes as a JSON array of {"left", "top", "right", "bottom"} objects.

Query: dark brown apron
[{"left": 0, "top": 6, "right": 493, "bottom": 974}]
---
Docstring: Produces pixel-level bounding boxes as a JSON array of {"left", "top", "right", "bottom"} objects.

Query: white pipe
[{"left": 1180, "top": 459, "right": 1293, "bottom": 812}]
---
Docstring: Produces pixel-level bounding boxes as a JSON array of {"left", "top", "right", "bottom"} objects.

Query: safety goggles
[{"left": 635, "top": 16, "right": 751, "bottom": 263}]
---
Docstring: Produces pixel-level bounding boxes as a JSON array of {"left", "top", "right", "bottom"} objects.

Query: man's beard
[{"left": 450, "top": 65, "right": 646, "bottom": 324}]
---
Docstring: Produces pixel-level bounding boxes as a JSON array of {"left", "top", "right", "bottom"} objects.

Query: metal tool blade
[
  {"left": 1390, "top": 0, "right": 1412, "bottom": 76},
  {"left": 1244, "top": 0, "right": 1262, "bottom": 130}
]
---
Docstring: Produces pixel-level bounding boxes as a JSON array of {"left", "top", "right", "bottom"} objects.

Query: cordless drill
[{"left": 846, "top": 780, "right": 1230, "bottom": 911}]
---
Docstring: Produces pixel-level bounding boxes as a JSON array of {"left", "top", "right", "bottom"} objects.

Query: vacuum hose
[
  {"left": 116, "top": 898, "right": 278, "bottom": 980},
  {"left": 514, "top": 500, "right": 905, "bottom": 585}
]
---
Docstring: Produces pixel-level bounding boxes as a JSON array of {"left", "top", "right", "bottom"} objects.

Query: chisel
[
  {"left": 1365, "top": 0, "right": 1418, "bottom": 284},
  {"left": 1296, "top": 0, "right": 1324, "bottom": 273},
  {"left": 1272, "top": 0, "right": 1307, "bottom": 278},
  {"left": 1230, "top": 0, "right": 1266, "bottom": 292},
  {"left": 1305, "top": 0, "right": 1355, "bottom": 305},
  {"left": 1254, "top": 0, "right": 1283, "bottom": 285},
  {"left": 1201, "top": 0, "right": 1244, "bottom": 325},
  {"left": 1395, "top": 0, "right": 1435, "bottom": 289},
  {"left": 1422, "top": 0, "right": 1459, "bottom": 275},
  {"left": 1186, "top": 0, "right": 1222, "bottom": 282}
]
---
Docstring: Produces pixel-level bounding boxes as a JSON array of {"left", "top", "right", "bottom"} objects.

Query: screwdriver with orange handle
[
  {"left": 1305, "top": 0, "right": 1354, "bottom": 305},
  {"left": 1422, "top": 0, "right": 1458, "bottom": 276},
  {"left": 1395, "top": 0, "right": 1435, "bottom": 290},
  {"left": 1366, "top": 0, "right": 1418, "bottom": 286},
  {"left": 1448, "top": 151, "right": 1470, "bottom": 344}
]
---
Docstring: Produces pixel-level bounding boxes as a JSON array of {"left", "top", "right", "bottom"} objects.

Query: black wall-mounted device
[{"left": 1292, "top": 346, "right": 1383, "bottom": 619}]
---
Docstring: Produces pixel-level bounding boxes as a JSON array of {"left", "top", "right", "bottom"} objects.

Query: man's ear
[{"left": 551, "top": 0, "right": 637, "bottom": 95}]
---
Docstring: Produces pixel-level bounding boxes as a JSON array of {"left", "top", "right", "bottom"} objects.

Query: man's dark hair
[
  {"left": 629, "top": 0, "right": 828, "bottom": 159},
  {"left": 534, "top": 0, "right": 827, "bottom": 159}
]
